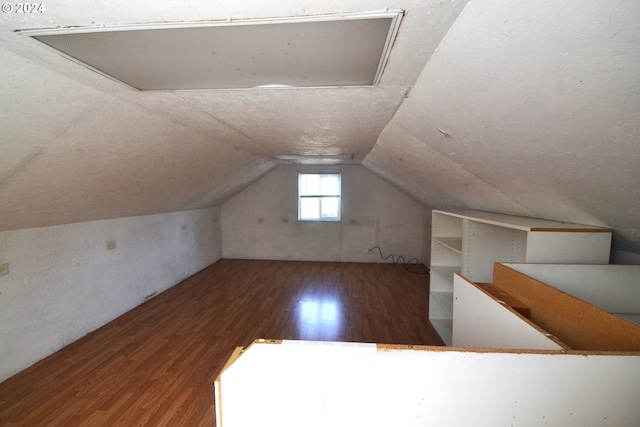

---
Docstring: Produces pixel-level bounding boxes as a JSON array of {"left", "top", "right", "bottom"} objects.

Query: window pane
[
  {"left": 300, "top": 173, "right": 340, "bottom": 196},
  {"left": 319, "top": 175, "right": 340, "bottom": 196},
  {"left": 321, "top": 197, "right": 339, "bottom": 218},
  {"left": 300, "top": 197, "right": 320, "bottom": 220},
  {"left": 298, "top": 173, "right": 341, "bottom": 221},
  {"left": 300, "top": 174, "right": 320, "bottom": 196}
]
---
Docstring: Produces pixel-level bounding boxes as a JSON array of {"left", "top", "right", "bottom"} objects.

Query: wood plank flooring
[{"left": 0, "top": 259, "right": 443, "bottom": 426}]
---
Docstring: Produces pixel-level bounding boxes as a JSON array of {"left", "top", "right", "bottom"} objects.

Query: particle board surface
[
  {"left": 493, "top": 263, "right": 640, "bottom": 351},
  {"left": 476, "top": 282, "right": 531, "bottom": 318}
]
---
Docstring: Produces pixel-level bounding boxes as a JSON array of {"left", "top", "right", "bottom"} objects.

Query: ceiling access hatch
[{"left": 19, "top": 11, "right": 404, "bottom": 91}]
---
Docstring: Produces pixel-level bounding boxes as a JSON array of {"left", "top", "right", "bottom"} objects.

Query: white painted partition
[
  {"left": 216, "top": 340, "right": 640, "bottom": 427},
  {"left": 452, "top": 274, "right": 566, "bottom": 350}
]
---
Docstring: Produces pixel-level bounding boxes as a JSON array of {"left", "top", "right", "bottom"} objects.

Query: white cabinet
[{"left": 428, "top": 210, "right": 612, "bottom": 345}]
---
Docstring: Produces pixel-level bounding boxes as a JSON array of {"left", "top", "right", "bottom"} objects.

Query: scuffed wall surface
[
  {"left": 0, "top": 207, "right": 221, "bottom": 382},
  {"left": 221, "top": 165, "right": 425, "bottom": 263}
]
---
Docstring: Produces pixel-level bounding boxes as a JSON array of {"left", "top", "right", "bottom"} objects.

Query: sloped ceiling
[
  {"left": 364, "top": 0, "right": 640, "bottom": 255},
  {"left": 1, "top": 0, "right": 639, "bottom": 257},
  {"left": 0, "top": 0, "right": 467, "bottom": 230}
]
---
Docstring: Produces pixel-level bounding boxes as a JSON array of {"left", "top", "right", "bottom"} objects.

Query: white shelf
[
  {"left": 433, "top": 209, "right": 613, "bottom": 232},
  {"left": 432, "top": 211, "right": 463, "bottom": 237},
  {"left": 429, "top": 273, "right": 454, "bottom": 294},
  {"left": 429, "top": 293, "right": 450, "bottom": 318},
  {"left": 428, "top": 210, "right": 612, "bottom": 346},
  {"left": 431, "top": 291, "right": 453, "bottom": 318},
  {"left": 429, "top": 318, "right": 453, "bottom": 346},
  {"left": 433, "top": 237, "right": 462, "bottom": 254},
  {"left": 431, "top": 265, "right": 461, "bottom": 284}
]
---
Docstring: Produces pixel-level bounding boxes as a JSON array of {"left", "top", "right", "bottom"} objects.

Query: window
[{"left": 298, "top": 173, "right": 341, "bottom": 221}]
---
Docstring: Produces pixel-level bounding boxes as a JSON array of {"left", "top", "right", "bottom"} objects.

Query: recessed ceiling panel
[
  {"left": 20, "top": 12, "right": 403, "bottom": 91},
  {"left": 271, "top": 154, "right": 356, "bottom": 165}
]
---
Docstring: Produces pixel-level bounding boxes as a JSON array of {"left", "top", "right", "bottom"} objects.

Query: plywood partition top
[{"left": 492, "top": 263, "right": 640, "bottom": 352}]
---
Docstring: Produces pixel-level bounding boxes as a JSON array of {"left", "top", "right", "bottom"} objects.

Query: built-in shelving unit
[{"left": 428, "top": 210, "right": 612, "bottom": 345}]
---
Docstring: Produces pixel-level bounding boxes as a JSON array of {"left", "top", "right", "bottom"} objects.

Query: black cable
[{"left": 368, "top": 246, "right": 429, "bottom": 275}]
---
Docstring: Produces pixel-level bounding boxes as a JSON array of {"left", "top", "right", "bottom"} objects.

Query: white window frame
[{"left": 298, "top": 173, "right": 342, "bottom": 222}]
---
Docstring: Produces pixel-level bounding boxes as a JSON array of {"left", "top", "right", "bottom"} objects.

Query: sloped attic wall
[
  {"left": 0, "top": 207, "right": 221, "bottom": 382},
  {"left": 0, "top": 45, "right": 275, "bottom": 231},
  {"left": 364, "top": 0, "right": 640, "bottom": 261}
]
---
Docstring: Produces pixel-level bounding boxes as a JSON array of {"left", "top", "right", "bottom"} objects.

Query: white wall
[
  {"left": 221, "top": 165, "right": 425, "bottom": 263},
  {"left": 217, "top": 341, "right": 640, "bottom": 427},
  {"left": 0, "top": 207, "right": 221, "bottom": 382}
]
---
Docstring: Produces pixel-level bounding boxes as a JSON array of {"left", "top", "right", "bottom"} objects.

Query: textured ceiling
[
  {"left": 1, "top": 0, "right": 639, "bottom": 257},
  {"left": 364, "top": 0, "right": 640, "bottom": 255},
  {"left": 0, "top": 0, "right": 467, "bottom": 228}
]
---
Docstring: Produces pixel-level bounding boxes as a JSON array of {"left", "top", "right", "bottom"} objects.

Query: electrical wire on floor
[{"left": 368, "top": 246, "right": 429, "bottom": 275}]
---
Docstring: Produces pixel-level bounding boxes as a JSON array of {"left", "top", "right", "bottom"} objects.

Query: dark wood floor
[{"left": 0, "top": 259, "right": 443, "bottom": 426}]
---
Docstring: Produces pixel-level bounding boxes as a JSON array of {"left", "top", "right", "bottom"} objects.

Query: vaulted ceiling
[{"left": 1, "top": 0, "right": 639, "bottom": 256}]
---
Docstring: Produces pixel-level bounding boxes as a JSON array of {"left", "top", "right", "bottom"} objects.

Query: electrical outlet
[
  {"left": 106, "top": 240, "right": 116, "bottom": 250},
  {"left": 0, "top": 263, "right": 9, "bottom": 276}
]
